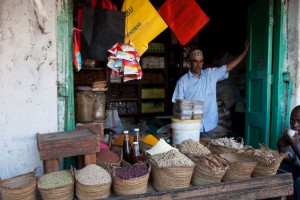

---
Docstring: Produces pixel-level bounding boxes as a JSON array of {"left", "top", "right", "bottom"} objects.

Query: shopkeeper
[{"left": 172, "top": 41, "right": 249, "bottom": 138}]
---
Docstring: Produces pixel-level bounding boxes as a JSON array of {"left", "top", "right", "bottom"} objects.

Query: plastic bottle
[
  {"left": 132, "top": 141, "right": 143, "bottom": 164},
  {"left": 122, "top": 130, "right": 132, "bottom": 164}
]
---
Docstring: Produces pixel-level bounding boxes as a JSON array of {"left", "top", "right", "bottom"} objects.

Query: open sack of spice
[{"left": 107, "top": 42, "right": 142, "bottom": 82}]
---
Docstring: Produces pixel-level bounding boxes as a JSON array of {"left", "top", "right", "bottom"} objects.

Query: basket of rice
[
  {"left": 209, "top": 137, "right": 244, "bottom": 154},
  {"left": 220, "top": 152, "right": 257, "bottom": 181},
  {"left": 248, "top": 144, "right": 288, "bottom": 177},
  {"left": 190, "top": 154, "right": 228, "bottom": 186},
  {"left": 0, "top": 169, "right": 37, "bottom": 200},
  {"left": 112, "top": 162, "right": 150, "bottom": 196},
  {"left": 149, "top": 149, "right": 195, "bottom": 191},
  {"left": 75, "top": 164, "right": 112, "bottom": 200},
  {"left": 38, "top": 170, "right": 74, "bottom": 200}
]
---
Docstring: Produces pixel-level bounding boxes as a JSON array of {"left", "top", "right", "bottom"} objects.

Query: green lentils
[{"left": 38, "top": 170, "right": 73, "bottom": 189}]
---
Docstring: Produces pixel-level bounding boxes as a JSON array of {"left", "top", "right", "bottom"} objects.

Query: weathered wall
[
  {"left": 0, "top": 0, "right": 57, "bottom": 179},
  {"left": 287, "top": 0, "right": 300, "bottom": 111}
]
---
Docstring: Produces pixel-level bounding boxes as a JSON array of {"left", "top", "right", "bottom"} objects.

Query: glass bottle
[
  {"left": 132, "top": 141, "right": 143, "bottom": 164},
  {"left": 133, "top": 128, "right": 141, "bottom": 147},
  {"left": 122, "top": 130, "right": 132, "bottom": 164},
  {"left": 93, "top": 91, "right": 106, "bottom": 122}
]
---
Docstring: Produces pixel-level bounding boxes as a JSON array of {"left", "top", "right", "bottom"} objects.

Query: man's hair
[{"left": 291, "top": 105, "right": 300, "bottom": 115}]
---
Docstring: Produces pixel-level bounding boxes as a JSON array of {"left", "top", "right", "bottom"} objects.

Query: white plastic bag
[{"left": 104, "top": 110, "right": 123, "bottom": 134}]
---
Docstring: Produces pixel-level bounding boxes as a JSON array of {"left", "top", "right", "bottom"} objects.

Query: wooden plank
[
  {"left": 108, "top": 171, "right": 293, "bottom": 200},
  {"left": 36, "top": 129, "right": 99, "bottom": 159},
  {"left": 84, "top": 153, "right": 96, "bottom": 165},
  {"left": 44, "top": 159, "right": 59, "bottom": 173}
]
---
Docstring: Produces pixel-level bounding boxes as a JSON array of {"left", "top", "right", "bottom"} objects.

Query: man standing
[{"left": 172, "top": 42, "right": 249, "bottom": 138}]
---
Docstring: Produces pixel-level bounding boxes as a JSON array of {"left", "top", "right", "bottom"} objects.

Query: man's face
[
  {"left": 290, "top": 109, "right": 300, "bottom": 132},
  {"left": 190, "top": 58, "right": 204, "bottom": 74}
]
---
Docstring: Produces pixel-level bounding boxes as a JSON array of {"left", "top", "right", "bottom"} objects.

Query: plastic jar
[
  {"left": 93, "top": 91, "right": 106, "bottom": 121},
  {"left": 75, "top": 87, "right": 95, "bottom": 123}
]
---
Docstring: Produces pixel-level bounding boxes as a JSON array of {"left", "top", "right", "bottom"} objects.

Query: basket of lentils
[
  {"left": 37, "top": 170, "right": 74, "bottom": 200},
  {"left": 112, "top": 162, "right": 150, "bottom": 196},
  {"left": 75, "top": 164, "right": 112, "bottom": 200},
  {"left": 149, "top": 149, "right": 195, "bottom": 191}
]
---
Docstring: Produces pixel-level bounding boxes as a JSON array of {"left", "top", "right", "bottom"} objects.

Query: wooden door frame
[{"left": 57, "top": 0, "right": 75, "bottom": 131}]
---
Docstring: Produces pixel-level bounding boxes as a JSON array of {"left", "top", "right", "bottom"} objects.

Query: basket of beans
[
  {"left": 37, "top": 170, "right": 74, "bottom": 200},
  {"left": 96, "top": 145, "right": 122, "bottom": 172},
  {"left": 75, "top": 164, "right": 112, "bottom": 200},
  {"left": 149, "top": 149, "right": 195, "bottom": 191},
  {"left": 112, "top": 162, "right": 150, "bottom": 196}
]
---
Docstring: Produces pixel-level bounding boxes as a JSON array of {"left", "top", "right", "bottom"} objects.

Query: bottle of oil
[
  {"left": 132, "top": 141, "right": 143, "bottom": 164},
  {"left": 122, "top": 130, "right": 132, "bottom": 164}
]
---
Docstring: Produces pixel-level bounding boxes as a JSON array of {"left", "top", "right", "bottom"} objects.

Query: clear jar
[{"left": 93, "top": 91, "right": 106, "bottom": 121}]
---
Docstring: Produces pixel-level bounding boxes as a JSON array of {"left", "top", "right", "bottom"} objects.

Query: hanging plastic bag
[
  {"left": 104, "top": 110, "right": 124, "bottom": 134},
  {"left": 121, "top": 0, "right": 168, "bottom": 56},
  {"left": 158, "top": 0, "right": 210, "bottom": 45},
  {"left": 73, "top": 28, "right": 82, "bottom": 71},
  {"left": 81, "top": 0, "right": 125, "bottom": 61}
]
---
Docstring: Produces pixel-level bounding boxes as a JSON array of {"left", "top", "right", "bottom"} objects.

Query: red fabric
[
  {"left": 92, "top": 0, "right": 116, "bottom": 10},
  {"left": 158, "top": 0, "right": 210, "bottom": 45},
  {"left": 77, "top": 8, "right": 83, "bottom": 49}
]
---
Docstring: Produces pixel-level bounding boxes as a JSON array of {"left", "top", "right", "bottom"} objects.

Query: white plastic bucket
[{"left": 171, "top": 118, "right": 201, "bottom": 145}]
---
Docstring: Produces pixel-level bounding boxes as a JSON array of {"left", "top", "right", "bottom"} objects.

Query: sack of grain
[
  {"left": 38, "top": 170, "right": 74, "bottom": 200},
  {"left": 75, "top": 164, "right": 112, "bottom": 200}
]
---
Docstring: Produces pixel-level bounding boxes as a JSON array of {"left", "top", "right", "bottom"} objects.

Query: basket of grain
[
  {"left": 112, "top": 162, "right": 150, "bottom": 196},
  {"left": 96, "top": 145, "right": 122, "bottom": 172},
  {"left": 38, "top": 170, "right": 74, "bottom": 200},
  {"left": 190, "top": 154, "right": 228, "bottom": 185},
  {"left": 149, "top": 149, "right": 195, "bottom": 191},
  {"left": 0, "top": 169, "right": 37, "bottom": 200},
  {"left": 249, "top": 144, "right": 288, "bottom": 177},
  {"left": 220, "top": 152, "right": 257, "bottom": 181},
  {"left": 209, "top": 137, "right": 244, "bottom": 154},
  {"left": 75, "top": 164, "right": 112, "bottom": 200}
]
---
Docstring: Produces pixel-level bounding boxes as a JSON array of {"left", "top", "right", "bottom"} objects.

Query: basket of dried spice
[
  {"left": 246, "top": 144, "right": 288, "bottom": 177},
  {"left": 112, "top": 162, "right": 150, "bottom": 196},
  {"left": 38, "top": 170, "right": 74, "bottom": 200},
  {"left": 96, "top": 145, "right": 122, "bottom": 172},
  {"left": 209, "top": 137, "right": 244, "bottom": 154},
  {"left": 220, "top": 152, "right": 257, "bottom": 181},
  {"left": 75, "top": 164, "right": 112, "bottom": 200},
  {"left": 0, "top": 169, "right": 37, "bottom": 200},
  {"left": 149, "top": 149, "right": 195, "bottom": 191}
]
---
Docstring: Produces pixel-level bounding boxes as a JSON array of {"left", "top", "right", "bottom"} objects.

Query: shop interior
[{"left": 73, "top": 0, "right": 251, "bottom": 139}]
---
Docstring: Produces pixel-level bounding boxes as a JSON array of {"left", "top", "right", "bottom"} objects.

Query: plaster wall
[
  {"left": 287, "top": 0, "right": 300, "bottom": 112},
  {"left": 0, "top": 0, "right": 57, "bottom": 179}
]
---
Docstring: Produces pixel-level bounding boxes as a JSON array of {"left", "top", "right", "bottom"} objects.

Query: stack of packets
[{"left": 107, "top": 42, "right": 142, "bottom": 82}]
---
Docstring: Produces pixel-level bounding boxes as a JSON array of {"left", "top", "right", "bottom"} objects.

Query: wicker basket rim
[
  {"left": 0, "top": 169, "right": 36, "bottom": 190},
  {"left": 38, "top": 179, "right": 74, "bottom": 191},
  {"left": 75, "top": 178, "right": 111, "bottom": 187},
  {"left": 220, "top": 153, "right": 257, "bottom": 163},
  {"left": 149, "top": 159, "right": 195, "bottom": 169}
]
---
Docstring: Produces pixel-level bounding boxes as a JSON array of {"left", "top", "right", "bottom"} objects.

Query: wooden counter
[{"left": 109, "top": 170, "right": 293, "bottom": 200}]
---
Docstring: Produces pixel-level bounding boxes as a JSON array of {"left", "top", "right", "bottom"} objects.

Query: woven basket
[
  {"left": 190, "top": 155, "right": 228, "bottom": 186},
  {"left": 208, "top": 137, "right": 244, "bottom": 155},
  {"left": 112, "top": 163, "right": 150, "bottom": 196},
  {"left": 0, "top": 169, "right": 36, "bottom": 200},
  {"left": 75, "top": 179, "right": 111, "bottom": 200},
  {"left": 96, "top": 146, "right": 122, "bottom": 172},
  {"left": 150, "top": 161, "right": 194, "bottom": 191},
  {"left": 220, "top": 153, "right": 257, "bottom": 181},
  {"left": 251, "top": 152, "right": 288, "bottom": 177},
  {"left": 38, "top": 170, "right": 74, "bottom": 200}
]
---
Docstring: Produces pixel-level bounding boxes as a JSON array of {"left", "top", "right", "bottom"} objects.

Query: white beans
[{"left": 75, "top": 164, "right": 111, "bottom": 185}]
